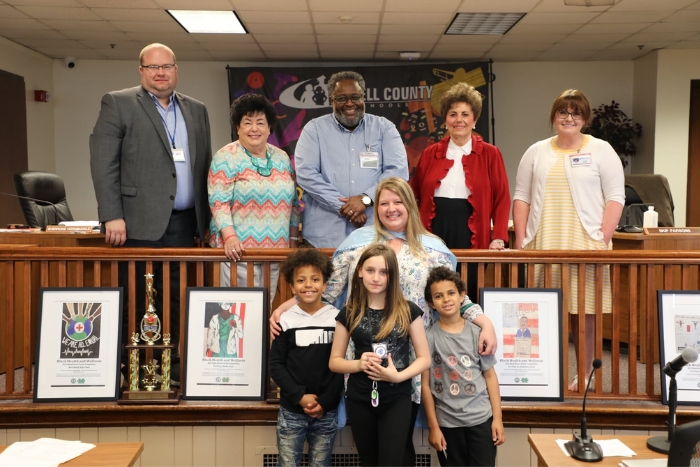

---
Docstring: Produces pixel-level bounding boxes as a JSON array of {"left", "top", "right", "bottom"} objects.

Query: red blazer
[{"left": 410, "top": 135, "right": 511, "bottom": 249}]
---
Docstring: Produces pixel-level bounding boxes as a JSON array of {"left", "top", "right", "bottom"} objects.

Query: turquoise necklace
[{"left": 243, "top": 146, "right": 272, "bottom": 177}]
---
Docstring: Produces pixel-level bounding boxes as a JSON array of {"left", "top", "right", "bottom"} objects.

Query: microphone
[
  {"left": 618, "top": 203, "right": 649, "bottom": 233},
  {"left": 664, "top": 347, "right": 698, "bottom": 378},
  {"left": 565, "top": 359, "right": 603, "bottom": 462},
  {"left": 0, "top": 191, "right": 59, "bottom": 227}
]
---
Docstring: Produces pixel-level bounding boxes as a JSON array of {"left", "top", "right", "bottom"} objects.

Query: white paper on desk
[
  {"left": 556, "top": 438, "right": 637, "bottom": 457},
  {"left": 0, "top": 438, "right": 95, "bottom": 467}
]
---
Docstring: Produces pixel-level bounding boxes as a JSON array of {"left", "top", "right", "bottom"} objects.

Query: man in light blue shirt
[{"left": 295, "top": 71, "right": 408, "bottom": 248}]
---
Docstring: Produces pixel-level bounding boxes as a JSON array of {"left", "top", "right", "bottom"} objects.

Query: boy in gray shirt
[{"left": 421, "top": 266, "right": 505, "bottom": 466}]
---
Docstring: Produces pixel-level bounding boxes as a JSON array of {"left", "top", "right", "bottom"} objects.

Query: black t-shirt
[{"left": 336, "top": 301, "right": 423, "bottom": 403}]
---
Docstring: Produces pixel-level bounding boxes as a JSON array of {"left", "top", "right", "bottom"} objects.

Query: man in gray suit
[{"left": 90, "top": 43, "right": 212, "bottom": 381}]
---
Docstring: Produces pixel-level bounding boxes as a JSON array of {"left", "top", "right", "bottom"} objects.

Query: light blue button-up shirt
[
  {"left": 295, "top": 113, "right": 408, "bottom": 248},
  {"left": 150, "top": 92, "right": 194, "bottom": 210}
]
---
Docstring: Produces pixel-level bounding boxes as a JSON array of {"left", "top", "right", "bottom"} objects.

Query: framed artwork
[
  {"left": 183, "top": 287, "right": 268, "bottom": 400},
  {"left": 34, "top": 288, "right": 123, "bottom": 402},
  {"left": 658, "top": 291, "right": 700, "bottom": 405},
  {"left": 480, "top": 288, "right": 563, "bottom": 401}
]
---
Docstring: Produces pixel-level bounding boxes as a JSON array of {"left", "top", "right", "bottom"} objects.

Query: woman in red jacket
[{"left": 411, "top": 82, "right": 510, "bottom": 298}]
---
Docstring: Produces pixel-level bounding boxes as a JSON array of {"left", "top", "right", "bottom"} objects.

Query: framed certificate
[
  {"left": 183, "top": 287, "right": 268, "bottom": 400},
  {"left": 658, "top": 291, "right": 700, "bottom": 405},
  {"left": 34, "top": 288, "right": 123, "bottom": 402},
  {"left": 481, "top": 288, "right": 563, "bottom": 401}
]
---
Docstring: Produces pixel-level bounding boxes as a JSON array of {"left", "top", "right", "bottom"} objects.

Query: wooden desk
[
  {"left": 0, "top": 231, "right": 106, "bottom": 247},
  {"left": 528, "top": 434, "right": 666, "bottom": 467},
  {"left": 0, "top": 442, "right": 143, "bottom": 467}
]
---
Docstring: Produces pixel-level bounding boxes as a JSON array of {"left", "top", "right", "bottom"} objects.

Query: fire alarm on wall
[{"left": 34, "top": 90, "right": 50, "bottom": 102}]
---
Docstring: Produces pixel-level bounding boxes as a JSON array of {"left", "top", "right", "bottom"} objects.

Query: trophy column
[{"left": 119, "top": 273, "right": 181, "bottom": 404}]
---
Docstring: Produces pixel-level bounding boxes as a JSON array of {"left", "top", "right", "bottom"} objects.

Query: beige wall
[
  {"left": 653, "top": 49, "right": 700, "bottom": 227},
  {"left": 0, "top": 425, "right": 667, "bottom": 467},
  {"left": 632, "top": 51, "right": 658, "bottom": 175},
  {"left": 0, "top": 36, "right": 55, "bottom": 173}
]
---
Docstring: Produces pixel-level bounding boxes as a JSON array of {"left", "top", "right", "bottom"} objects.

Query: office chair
[
  {"left": 667, "top": 419, "right": 700, "bottom": 466},
  {"left": 13, "top": 171, "right": 74, "bottom": 228}
]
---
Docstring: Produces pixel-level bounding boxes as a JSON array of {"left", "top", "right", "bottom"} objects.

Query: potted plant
[{"left": 585, "top": 101, "right": 642, "bottom": 167}]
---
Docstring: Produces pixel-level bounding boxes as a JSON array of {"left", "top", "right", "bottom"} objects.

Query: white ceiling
[{"left": 1, "top": 0, "right": 700, "bottom": 62}]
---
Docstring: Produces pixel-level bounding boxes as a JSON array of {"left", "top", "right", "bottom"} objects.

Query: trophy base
[{"left": 118, "top": 389, "right": 181, "bottom": 405}]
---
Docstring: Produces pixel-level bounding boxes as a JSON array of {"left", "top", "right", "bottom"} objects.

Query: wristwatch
[{"left": 361, "top": 194, "right": 373, "bottom": 207}]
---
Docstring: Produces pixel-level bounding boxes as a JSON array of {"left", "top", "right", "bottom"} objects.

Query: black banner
[{"left": 227, "top": 62, "right": 491, "bottom": 172}]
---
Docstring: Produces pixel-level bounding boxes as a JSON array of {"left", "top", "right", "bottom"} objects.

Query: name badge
[
  {"left": 359, "top": 151, "right": 379, "bottom": 169},
  {"left": 570, "top": 153, "right": 591, "bottom": 167},
  {"left": 172, "top": 148, "right": 186, "bottom": 162}
]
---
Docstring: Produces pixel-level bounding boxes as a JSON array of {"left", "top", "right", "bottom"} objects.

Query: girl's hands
[
  {"left": 366, "top": 353, "right": 400, "bottom": 383},
  {"left": 358, "top": 352, "right": 382, "bottom": 374}
]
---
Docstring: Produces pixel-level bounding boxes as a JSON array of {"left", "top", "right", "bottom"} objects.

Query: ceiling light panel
[
  {"left": 168, "top": 10, "right": 246, "bottom": 34},
  {"left": 445, "top": 12, "right": 526, "bottom": 35}
]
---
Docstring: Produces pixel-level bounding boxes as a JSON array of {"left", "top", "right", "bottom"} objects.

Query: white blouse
[{"left": 434, "top": 138, "right": 472, "bottom": 199}]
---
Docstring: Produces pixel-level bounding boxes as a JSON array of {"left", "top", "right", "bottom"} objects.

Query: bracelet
[
  {"left": 493, "top": 239, "right": 505, "bottom": 246},
  {"left": 223, "top": 233, "right": 237, "bottom": 243},
  {"left": 289, "top": 236, "right": 299, "bottom": 241}
]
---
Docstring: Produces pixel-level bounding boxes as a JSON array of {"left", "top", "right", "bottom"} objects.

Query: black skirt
[{"left": 431, "top": 197, "right": 473, "bottom": 249}]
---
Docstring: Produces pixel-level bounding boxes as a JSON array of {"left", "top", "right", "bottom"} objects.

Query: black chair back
[
  {"left": 13, "top": 171, "right": 74, "bottom": 228},
  {"left": 668, "top": 419, "right": 700, "bottom": 466}
]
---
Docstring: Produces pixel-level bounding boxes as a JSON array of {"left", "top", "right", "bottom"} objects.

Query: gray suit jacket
[{"left": 90, "top": 85, "right": 212, "bottom": 241}]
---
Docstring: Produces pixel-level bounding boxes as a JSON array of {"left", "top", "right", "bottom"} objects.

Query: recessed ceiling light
[
  {"left": 339, "top": 15, "right": 354, "bottom": 23},
  {"left": 167, "top": 10, "right": 247, "bottom": 34},
  {"left": 445, "top": 12, "right": 526, "bottom": 35}
]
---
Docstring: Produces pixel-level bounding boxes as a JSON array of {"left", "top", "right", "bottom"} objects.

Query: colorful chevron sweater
[{"left": 208, "top": 141, "right": 301, "bottom": 248}]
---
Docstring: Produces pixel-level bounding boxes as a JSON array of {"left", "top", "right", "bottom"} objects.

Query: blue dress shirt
[
  {"left": 150, "top": 92, "right": 195, "bottom": 211},
  {"left": 295, "top": 113, "right": 408, "bottom": 248}
]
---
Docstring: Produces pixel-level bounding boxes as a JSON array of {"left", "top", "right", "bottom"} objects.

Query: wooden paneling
[{"left": 0, "top": 70, "right": 28, "bottom": 227}]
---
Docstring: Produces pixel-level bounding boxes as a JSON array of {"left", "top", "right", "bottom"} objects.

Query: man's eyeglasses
[
  {"left": 332, "top": 94, "right": 364, "bottom": 104},
  {"left": 141, "top": 64, "right": 177, "bottom": 73},
  {"left": 556, "top": 109, "right": 583, "bottom": 121}
]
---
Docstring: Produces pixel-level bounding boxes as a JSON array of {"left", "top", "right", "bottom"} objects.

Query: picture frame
[
  {"left": 183, "top": 287, "right": 268, "bottom": 400},
  {"left": 480, "top": 288, "right": 563, "bottom": 401},
  {"left": 658, "top": 291, "right": 700, "bottom": 405},
  {"left": 34, "top": 288, "right": 123, "bottom": 402}
]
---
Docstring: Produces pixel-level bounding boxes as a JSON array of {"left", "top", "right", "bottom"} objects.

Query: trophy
[{"left": 119, "top": 273, "right": 181, "bottom": 404}]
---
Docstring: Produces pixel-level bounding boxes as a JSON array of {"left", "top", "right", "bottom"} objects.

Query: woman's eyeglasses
[{"left": 556, "top": 109, "right": 583, "bottom": 121}]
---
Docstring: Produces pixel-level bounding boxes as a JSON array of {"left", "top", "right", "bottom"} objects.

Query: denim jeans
[{"left": 276, "top": 406, "right": 337, "bottom": 467}]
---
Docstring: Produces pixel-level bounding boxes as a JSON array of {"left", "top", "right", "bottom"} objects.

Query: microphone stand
[
  {"left": 646, "top": 370, "right": 677, "bottom": 454},
  {"left": 565, "top": 362, "right": 603, "bottom": 462}
]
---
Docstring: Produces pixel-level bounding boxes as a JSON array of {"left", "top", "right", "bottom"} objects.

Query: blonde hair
[
  {"left": 139, "top": 43, "right": 176, "bottom": 65},
  {"left": 373, "top": 177, "right": 439, "bottom": 258},
  {"left": 549, "top": 89, "right": 592, "bottom": 129},
  {"left": 439, "top": 82, "right": 483, "bottom": 121},
  {"left": 346, "top": 244, "right": 411, "bottom": 340}
]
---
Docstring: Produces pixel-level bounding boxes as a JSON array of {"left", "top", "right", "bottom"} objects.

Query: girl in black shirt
[{"left": 329, "top": 244, "right": 431, "bottom": 466}]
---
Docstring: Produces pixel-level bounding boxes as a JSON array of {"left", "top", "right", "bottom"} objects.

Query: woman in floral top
[{"left": 270, "top": 177, "right": 496, "bottom": 464}]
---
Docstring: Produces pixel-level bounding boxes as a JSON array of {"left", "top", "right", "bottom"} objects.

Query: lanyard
[{"left": 157, "top": 98, "right": 178, "bottom": 149}]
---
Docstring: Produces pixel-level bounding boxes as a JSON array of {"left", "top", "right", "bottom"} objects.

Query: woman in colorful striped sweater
[{"left": 208, "top": 93, "right": 301, "bottom": 302}]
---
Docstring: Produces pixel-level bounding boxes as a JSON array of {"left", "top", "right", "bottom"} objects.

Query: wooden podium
[{"left": 610, "top": 230, "right": 700, "bottom": 361}]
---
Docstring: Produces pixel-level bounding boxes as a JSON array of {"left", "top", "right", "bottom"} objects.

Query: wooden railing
[{"left": 2, "top": 245, "right": 700, "bottom": 428}]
